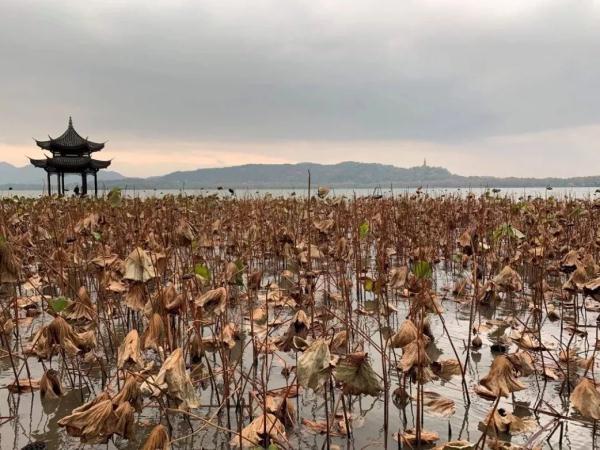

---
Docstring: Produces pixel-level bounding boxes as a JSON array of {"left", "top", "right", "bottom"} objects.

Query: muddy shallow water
[{"left": 2, "top": 267, "right": 598, "bottom": 450}]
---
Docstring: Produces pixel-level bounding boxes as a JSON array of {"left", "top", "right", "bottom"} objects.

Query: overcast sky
[{"left": 1, "top": 0, "right": 600, "bottom": 177}]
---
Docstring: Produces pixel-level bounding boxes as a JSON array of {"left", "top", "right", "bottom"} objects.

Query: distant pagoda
[{"left": 30, "top": 117, "right": 110, "bottom": 197}]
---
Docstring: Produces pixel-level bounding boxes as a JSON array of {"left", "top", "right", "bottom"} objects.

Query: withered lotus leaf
[
  {"left": 313, "top": 218, "right": 335, "bottom": 233},
  {"left": 389, "top": 266, "right": 410, "bottom": 289},
  {"left": 399, "top": 339, "right": 431, "bottom": 373},
  {"left": 492, "top": 266, "right": 522, "bottom": 292},
  {"left": 396, "top": 428, "right": 440, "bottom": 446},
  {"left": 0, "top": 239, "right": 19, "bottom": 284},
  {"left": 276, "top": 309, "right": 311, "bottom": 352},
  {"left": 317, "top": 186, "right": 330, "bottom": 198},
  {"left": 230, "top": 413, "right": 287, "bottom": 448},
  {"left": 125, "top": 281, "right": 147, "bottom": 311},
  {"left": 152, "top": 348, "right": 200, "bottom": 410},
  {"left": 297, "top": 338, "right": 332, "bottom": 391},
  {"left": 334, "top": 352, "right": 382, "bottom": 396},
  {"left": 479, "top": 408, "right": 536, "bottom": 436},
  {"left": 40, "top": 368, "right": 63, "bottom": 399},
  {"left": 507, "top": 351, "right": 535, "bottom": 377},
  {"left": 142, "top": 313, "right": 166, "bottom": 351},
  {"left": 389, "top": 319, "right": 418, "bottom": 348},
  {"left": 57, "top": 399, "right": 119, "bottom": 444},
  {"left": 329, "top": 330, "right": 348, "bottom": 354},
  {"left": 561, "top": 250, "right": 581, "bottom": 273},
  {"left": 124, "top": 247, "right": 157, "bottom": 282},
  {"left": 477, "top": 355, "right": 525, "bottom": 398},
  {"left": 175, "top": 218, "right": 195, "bottom": 245},
  {"left": 570, "top": 377, "right": 600, "bottom": 420},
  {"left": 117, "top": 329, "right": 146, "bottom": 370},
  {"left": 433, "top": 440, "right": 476, "bottom": 450},
  {"left": 64, "top": 286, "right": 96, "bottom": 322},
  {"left": 114, "top": 401, "right": 136, "bottom": 439},
  {"left": 141, "top": 424, "right": 170, "bottom": 450},
  {"left": 112, "top": 375, "right": 143, "bottom": 412},
  {"left": 31, "top": 316, "right": 96, "bottom": 359},
  {"left": 195, "top": 287, "right": 227, "bottom": 317},
  {"left": 562, "top": 265, "right": 588, "bottom": 291},
  {"left": 7, "top": 378, "right": 40, "bottom": 393}
]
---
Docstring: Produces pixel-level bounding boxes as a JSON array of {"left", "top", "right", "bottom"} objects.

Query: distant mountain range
[
  {"left": 2, "top": 161, "right": 600, "bottom": 190},
  {"left": 0, "top": 162, "right": 124, "bottom": 185}
]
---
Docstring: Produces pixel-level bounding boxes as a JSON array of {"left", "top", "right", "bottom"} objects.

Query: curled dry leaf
[
  {"left": 7, "top": 378, "right": 40, "bottom": 393},
  {"left": 230, "top": 413, "right": 287, "bottom": 448},
  {"left": 297, "top": 338, "right": 332, "bottom": 391},
  {"left": 147, "top": 348, "right": 200, "bottom": 410},
  {"left": 317, "top": 186, "right": 330, "bottom": 198},
  {"left": 195, "top": 287, "right": 227, "bottom": 317},
  {"left": 141, "top": 424, "right": 170, "bottom": 450},
  {"left": 433, "top": 441, "right": 476, "bottom": 450},
  {"left": 492, "top": 266, "right": 523, "bottom": 292},
  {"left": 276, "top": 309, "right": 310, "bottom": 352},
  {"left": 114, "top": 401, "right": 136, "bottom": 439},
  {"left": 0, "top": 239, "right": 19, "bottom": 284},
  {"left": 507, "top": 351, "right": 535, "bottom": 376},
  {"left": 143, "top": 313, "right": 166, "bottom": 351},
  {"left": 30, "top": 315, "right": 96, "bottom": 359},
  {"left": 302, "top": 418, "right": 346, "bottom": 436},
  {"left": 399, "top": 339, "right": 431, "bottom": 373},
  {"left": 334, "top": 352, "right": 382, "bottom": 396},
  {"left": 57, "top": 399, "right": 119, "bottom": 444},
  {"left": 40, "top": 369, "right": 63, "bottom": 399},
  {"left": 118, "top": 329, "right": 146, "bottom": 370},
  {"left": 64, "top": 286, "right": 96, "bottom": 322},
  {"left": 476, "top": 355, "right": 525, "bottom": 398},
  {"left": 395, "top": 428, "right": 440, "bottom": 446},
  {"left": 329, "top": 330, "right": 348, "bottom": 354},
  {"left": 124, "top": 247, "right": 157, "bottom": 282},
  {"left": 389, "top": 319, "right": 418, "bottom": 348},
  {"left": 112, "top": 375, "right": 143, "bottom": 412},
  {"left": 125, "top": 282, "right": 147, "bottom": 311},
  {"left": 570, "top": 377, "right": 600, "bottom": 420},
  {"left": 479, "top": 408, "right": 536, "bottom": 436},
  {"left": 389, "top": 266, "right": 409, "bottom": 289}
]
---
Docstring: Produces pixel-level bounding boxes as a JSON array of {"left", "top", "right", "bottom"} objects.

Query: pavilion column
[
  {"left": 57, "top": 172, "right": 62, "bottom": 196},
  {"left": 47, "top": 172, "right": 51, "bottom": 196},
  {"left": 61, "top": 173, "right": 65, "bottom": 195},
  {"left": 81, "top": 172, "right": 88, "bottom": 196},
  {"left": 94, "top": 172, "right": 98, "bottom": 198}
]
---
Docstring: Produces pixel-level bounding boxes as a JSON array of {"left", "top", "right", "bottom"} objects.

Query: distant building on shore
[{"left": 30, "top": 117, "right": 110, "bottom": 197}]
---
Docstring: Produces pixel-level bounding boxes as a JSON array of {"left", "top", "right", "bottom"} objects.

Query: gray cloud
[{"left": 1, "top": 0, "right": 600, "bottom": 173}]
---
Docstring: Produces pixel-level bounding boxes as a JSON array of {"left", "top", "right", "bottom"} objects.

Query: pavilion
[{"left": 30, "top": 117, "right": 111, "bottom": 197}]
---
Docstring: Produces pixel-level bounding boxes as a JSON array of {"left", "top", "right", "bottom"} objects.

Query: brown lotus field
[{"left": 1, "top": 190, "right": 600, "bottom": 449}]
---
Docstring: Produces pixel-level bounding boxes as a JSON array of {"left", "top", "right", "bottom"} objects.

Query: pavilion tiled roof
[
  {"left": 30, "top": 156, "right": 111, "bottom": 171},
  {"left": 35, "top": 117, "right": 105, "bottom": 154}
]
